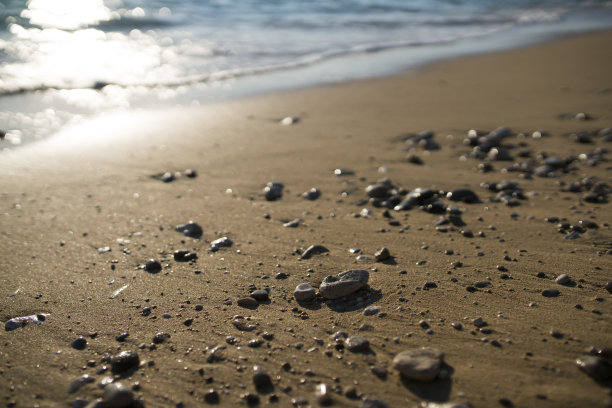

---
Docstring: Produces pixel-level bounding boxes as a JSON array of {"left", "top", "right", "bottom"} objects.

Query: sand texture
[{"left": 1, "top": 30, "right": 612, "bottom": 408}]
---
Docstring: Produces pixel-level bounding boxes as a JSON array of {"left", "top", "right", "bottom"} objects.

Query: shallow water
[{"left": 1, "top": 0, "right": 612, "bottom": 148}]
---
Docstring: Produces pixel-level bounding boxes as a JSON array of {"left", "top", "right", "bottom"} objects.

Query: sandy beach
[{"left": 1, "top": 30, "right": 612, "bottom": 408}]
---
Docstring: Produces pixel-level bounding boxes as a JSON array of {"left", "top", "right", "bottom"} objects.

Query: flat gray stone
[
  {"left": 319, "top": 269, "right": 369, "bottom": 300},
  {"left": 345, "top": 336, "right": 370, "bottom": 352},
  {"left": 294, "top": 283, "right": 316, "bottom": 301},
  {"left": 392, "top": 348, "right": 444, "bottom": 382},
  {"left": 237, "top": 297, "right": 258, "bottom": 308}
]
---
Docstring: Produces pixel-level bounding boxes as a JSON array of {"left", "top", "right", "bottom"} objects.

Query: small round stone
[
  {"left": 71, "top": 336, "right": 88, "bottom": 350},
  {"left": 294, "top": 283, "right": 316, "bottom": 301},
  {"left": 250, "top": 289, "right": 269, "bottom": 301},
  {"left": 542, "top": 288, "right": 560, "bottom": 297},
  {"left": 152, "top": 332, "right": 170, "bottom": 344},
  {"left": 144, "top": 259, "right": 162, "bottom": 272},
  {"left": 110, "top": 351, "right": 140, "bottom": 373},
  {"left": 103, "top": 382, "right": 134, "bottom": 408},
  {"left": 392, "top": 348, "right": 444, "bottom": 382},
  {"left": 175, "top": 221, "right": 203, "bottom": 239},
  {"left": 237, "top": 296, "right": 258, "bottom": 308},
  {"left": 363, "top": 306, "right": 379, "bottom": 316},
  {"left": 345, "top": 336, "right": 370, "bottom": 352},
  {"left": 606, "top": 281, "right": 612, "bottom": 294},
  {"left": 204, "top": 389, "right": 219, "bottom": 404},
  {"left": 252, "top": 366, "right": 272, "bottom": 389},
  {"left": 556, "top": 274, "right": 570, "bottom": 285}
]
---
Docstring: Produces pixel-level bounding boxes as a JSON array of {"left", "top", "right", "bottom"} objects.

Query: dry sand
[{"left": 1, "top": 30, "right": 612, "bottom": 408}]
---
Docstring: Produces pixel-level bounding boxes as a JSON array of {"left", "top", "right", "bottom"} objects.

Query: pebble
[
  {"left": 144, "top": 259, "right": 162, "bottom": 273},
  {"left": 555, "top": 274, "right": 570, "bottom": 285},
  {"left": 446, "top": 189, "right": 480, "bottom": 203},
  {"left": 175, "top": 221, "right": 203, "bottom": 239},
  {"left": 173, "top": 250, "right": 197, "bottom": 262},
  {"left": 392, "top": 348, "right": 444, "bottom": 382},
  {"left": 301, "top": 188, "right": 321, "bottom": 200},
  {"left": 152, "top": 332, "right": 170, "bottom": 344},
  {"left": 319, "top": 269, "right": 369, "bottom": 300},
  {"left": 264, "top": 181, "right": 284, "bottom": 201},
  {"left": 250, "top": 289, "right": 269, "bottom": 301},
  {"left": 232, "top": 318, "right": 256, "bottom": 332},
  {"left": 283, "top": 218, "right": 302, "bottom": 228},
  {"left": 576, "top": 355, "right": 612, "bottom": 381},
  {"left": 103, "top": 382, "right": 134, "bottom": 408},
  {"left": 363, "top": 306, "right": 379, "bottom": 316},
  {"left": 374, "top": 247, "right": 391, "bottom": 262},
  {"left": 315, "top": 383, "right": 332, "bottom": 405},
  {"left": 301, "top": 244, "right": 329, "bottom": 259},
  {"left": 204, "top": 389, "right": 219, "bottom": 404},
  {"left": 4, "top": 313, "right": 47, "bottom": 331},
  {"left": 110, "top": 351, "right": 140, "bottom": 373},
  {"left": 345, "top": 336, "right": 370, "bottom": 352},
  {"left": 360, "top": 397, "right": 389, "bottom": 408},
  {"left": 542, "top": 288, "right": 560, "bottom": 297},
  {"left": 280, "top": 116, "right": 299, "bottom": 125},
  {"left": 334, "top": 168, "right": 354, "bottom": 176},
  {"left": 67, "top": 375, "right": 95, "bottom": 394},
  {"left": 209, "top": 237, "right": 233, "bottom": 252},
  {"left": 71, "top": 336, "right": 88, "bottom": 350},
  {"left": 294, "top": 283, "right": 316, "bottom": 301},
  {"left": 606, "top": 282, "right": 612, "bottom": 294},
  {"left": 237, "top": 296, "right": 259, "bottom": 308},
  {"left": 252, "top": 366, "right": 272, "bottom": 389}
]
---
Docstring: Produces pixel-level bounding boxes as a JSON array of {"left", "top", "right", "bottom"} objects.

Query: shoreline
[{"left": 1, "top": 30, "right": 612, "bottom": 408}]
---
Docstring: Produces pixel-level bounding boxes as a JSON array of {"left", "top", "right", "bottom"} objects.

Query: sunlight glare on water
[{"left": 21, "top": 0, "right": 115, "bottom": 30}]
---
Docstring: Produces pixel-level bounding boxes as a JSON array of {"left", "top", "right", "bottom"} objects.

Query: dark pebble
[
  {"left": 116, "top": 332, "right": 129, "bottom": 342},
  {"left": 152, "top": 332, "right": 170, "bottom": 344},
  {"left": 275, "top": 272, "right": 288, "bottom": 279},
  {"left": 71, "top": 336, "right": 87, "bottom": 350},
  {"left": 110, "top": 351, "right": 140, "bottom": 373},
  {"left": 264, "top": 181, "right": 284, "bottom": 201},
  {"left": 461, "top": 229, "right": 474, "bottom": 238},
  {"left": 173, "top": 250, "right": 197, "bottom": 262},
  {"left": 175, "top": 221, "right": 203, "bottom": 239},
  {"left": 576, "top": 355, "right": 612, "bottom": 381},
  {"left": 250, "top": 289, "right": 269, "bottom": 301},
  {"left": 446, "top": 188, "right": 480, "bottom": 203},
  {"left": 605, "top": 281, "right": 612, "bottom": 294},
  {"left": 371, "top": 365, "right": 387, "bottom": 378},
  {"left": 242, "top": 392, "right": 260, "bottom": 406},
  {"left": 542, "top": 288, "right": 560, "bottom": 297},
  {"left": 423, "top": 281, "right": 437, "bottom": 289},
  {"left": 204, "top": 389, "right": 219, "bottom": 404},
  {"left": 144, "top": 259, "right": 162, "bottom": 272},
  {"left": 253, "top": 366, "right": 272, "bottom": 389}
]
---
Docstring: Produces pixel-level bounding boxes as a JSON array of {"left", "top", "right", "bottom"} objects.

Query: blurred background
[{"left": 1, "top": 0, "right": 612, "bottom": 149}]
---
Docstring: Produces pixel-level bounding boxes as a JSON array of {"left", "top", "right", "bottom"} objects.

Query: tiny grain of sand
[{"left": 1, "top": 30, "right": 612, "bottom": 408}]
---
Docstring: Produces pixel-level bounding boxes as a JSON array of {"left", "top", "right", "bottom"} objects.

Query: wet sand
[{"left": 1, "top": 30, "right": 612, "bottom": 408}]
